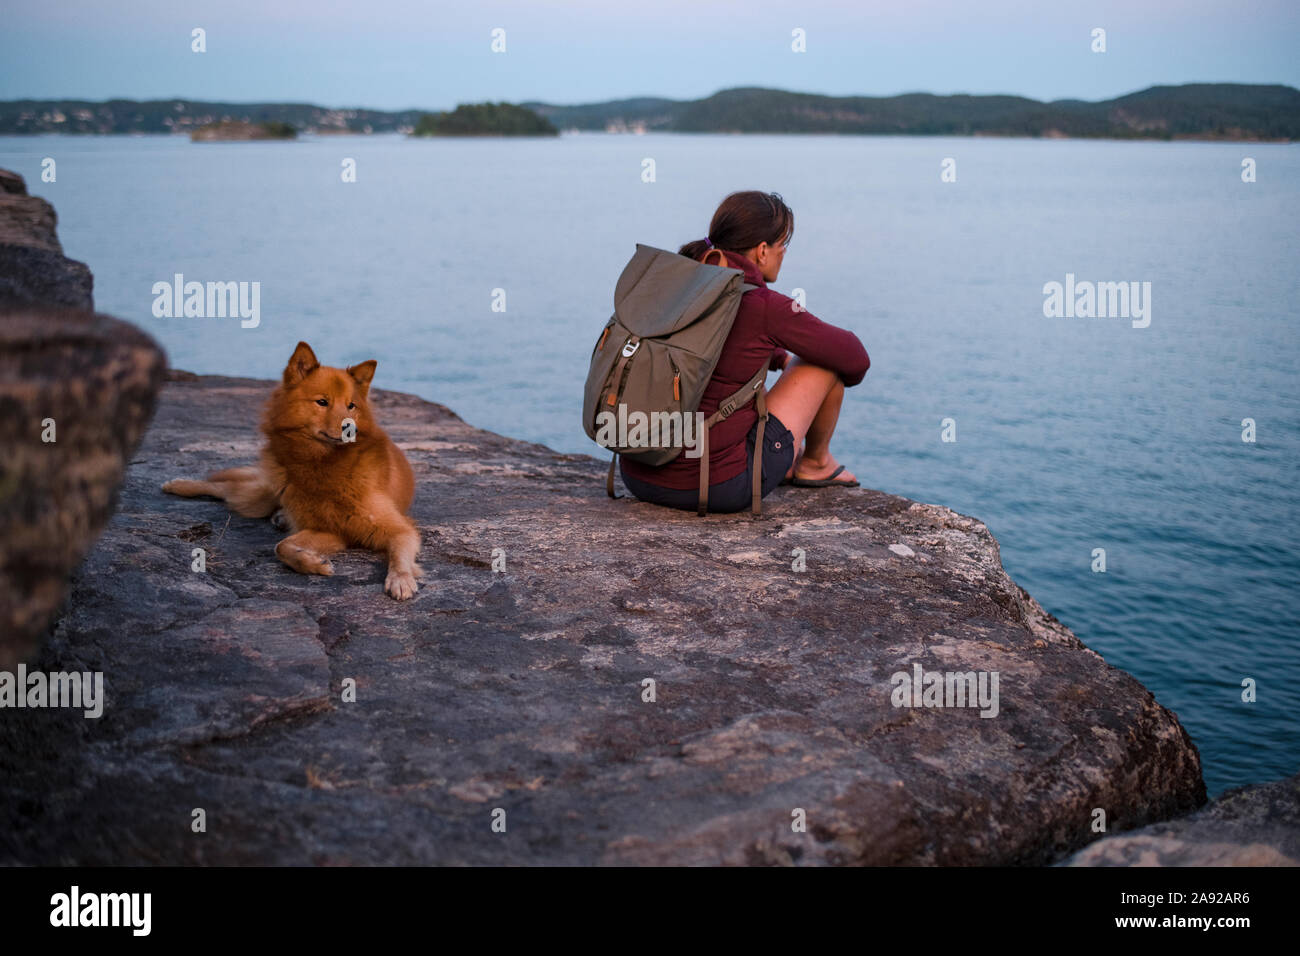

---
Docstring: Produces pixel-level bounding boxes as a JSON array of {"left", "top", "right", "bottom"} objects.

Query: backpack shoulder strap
[
  {"left": 750, "top": 383, "right": 768, "bottom": 515},
  {"left": 697, "top": 362, "right": 771, "bottom": 516}
]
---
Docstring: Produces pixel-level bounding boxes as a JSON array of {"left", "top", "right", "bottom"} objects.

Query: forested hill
[
  {"left": 3, "top": 84, "right": 1296, "bottom": 139},
  {"left": 523, "top": 84, "right": 1300, "bottom": 139}
]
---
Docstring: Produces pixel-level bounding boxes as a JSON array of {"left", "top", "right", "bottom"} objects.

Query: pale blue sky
[{"left": 3, "top": 0, "right": 1297, "bottom": 109}]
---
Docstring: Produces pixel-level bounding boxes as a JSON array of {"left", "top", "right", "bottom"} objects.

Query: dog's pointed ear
[
  {"left": 284, "top": 342, "right": 319, "bottom": 385},
  {"left": 347, "top": 360, "right": 377, "bottom": 393}
]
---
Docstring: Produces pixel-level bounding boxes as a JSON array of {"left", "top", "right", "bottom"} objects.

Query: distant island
[
  {"left": 1, "top": 84, "right": 1296, "bottom": 141},
  {"left": 412, "top": 102, "right": 558, "bottom": 137},
  {"left": 525, "top": 83, "right": 1300, "bottom": 141},
  {"left": 190, "top": 120, "right": 296, "bottom": 141}
]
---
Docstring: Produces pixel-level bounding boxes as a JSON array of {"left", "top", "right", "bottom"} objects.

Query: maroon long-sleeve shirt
[{"left": 620, "top": 248, "right": 870, "bottom": 490}]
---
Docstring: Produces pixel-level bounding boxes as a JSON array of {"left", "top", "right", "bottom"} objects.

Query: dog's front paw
[{"left": 384, "top": 568, "right": 419, "bottom": 601}]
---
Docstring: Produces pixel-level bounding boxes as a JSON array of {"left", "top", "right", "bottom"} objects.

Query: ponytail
[{"left": 678, "top": 190, "right": 794, "bottom": 259}]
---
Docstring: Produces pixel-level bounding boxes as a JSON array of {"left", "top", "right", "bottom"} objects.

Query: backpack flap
[{"left": 615, "top": 244, "right": 744, "bottom": 336}]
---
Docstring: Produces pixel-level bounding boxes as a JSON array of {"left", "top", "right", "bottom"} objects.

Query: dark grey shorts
[{"left": 619, "top": 412, "right": 796, "bottom": 513}]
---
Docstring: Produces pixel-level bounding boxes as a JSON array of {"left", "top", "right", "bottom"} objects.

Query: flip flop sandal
[{"left": 789, "top": 465, "right": 860, "bottom": 488}]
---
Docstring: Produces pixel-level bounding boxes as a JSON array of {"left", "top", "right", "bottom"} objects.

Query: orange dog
[{"left": 163, "top": 341, "right": 422, "bottom": 600}]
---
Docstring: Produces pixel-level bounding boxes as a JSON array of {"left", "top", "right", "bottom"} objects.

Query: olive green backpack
[{"left": 583, "top": 243, "right": 768, "bottom": 516}]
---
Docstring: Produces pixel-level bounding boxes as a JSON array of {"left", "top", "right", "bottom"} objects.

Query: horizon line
[{"left": 4, "top": 80, "right": 1298, "bottom": 115}]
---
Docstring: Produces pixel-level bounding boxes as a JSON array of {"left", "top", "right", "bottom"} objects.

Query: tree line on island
[
  {"left": 182, "top": 105, "right": 553, "bottom": 140},
  {"left": 2, "top": 84, "right": 1296, "bottom": 140},
  {"left": 412, "top": 102, "right": 558, "bottom": 136}
]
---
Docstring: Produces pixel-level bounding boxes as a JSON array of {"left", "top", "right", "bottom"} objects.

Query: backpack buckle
[
  {"left": 719, "top": 399, "right": 736, "bottom": 417},
  {"left": 621, "top": 339, "right": 640, "bottom": 357}
]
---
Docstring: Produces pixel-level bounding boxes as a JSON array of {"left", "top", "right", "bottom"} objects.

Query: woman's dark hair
[{"left": 679, "top": 190, "right": 794, "bottom": 261}]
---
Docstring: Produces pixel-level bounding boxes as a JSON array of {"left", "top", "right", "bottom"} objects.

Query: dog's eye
[
  {"left": 316, "top": 399, "right": 328, "bottom": 407},
  {"left": 347, "top": 402, "right": 356, "bottom": 410}
]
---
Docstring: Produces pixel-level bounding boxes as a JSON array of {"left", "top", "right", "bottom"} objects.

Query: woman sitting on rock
[{"left": 619, "top": 190, "right": 871, "bottom": 512}]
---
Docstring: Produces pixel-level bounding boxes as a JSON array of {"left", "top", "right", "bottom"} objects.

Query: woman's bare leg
[{"left": 765, "top": 357, "right": 857, "bottom": 483}]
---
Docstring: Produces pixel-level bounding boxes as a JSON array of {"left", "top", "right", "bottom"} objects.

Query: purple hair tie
[{"left": 703, "top": 237, "right": 714, "bottom": 249}]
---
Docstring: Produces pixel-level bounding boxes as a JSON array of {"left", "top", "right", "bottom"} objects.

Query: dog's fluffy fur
[{"left": 163, "top": 341, "right": 422, "bottom": 600}]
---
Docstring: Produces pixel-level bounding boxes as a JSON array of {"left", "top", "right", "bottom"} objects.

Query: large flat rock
[{"left": 0, "top": 373, "right": 1207, "bottom": 864}]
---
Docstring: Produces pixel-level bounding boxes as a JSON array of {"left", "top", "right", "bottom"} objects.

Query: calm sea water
[{"left": 3, "top": 132, "right": 1297, "bottom": 798}]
